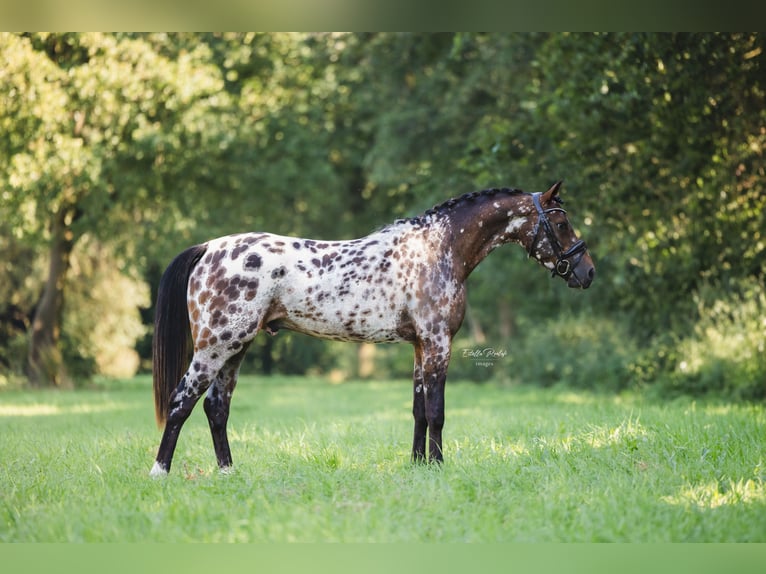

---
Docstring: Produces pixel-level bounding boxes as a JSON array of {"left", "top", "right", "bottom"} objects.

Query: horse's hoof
[{"left": 149, "top": 461, "right": 168, "bottom": 478}]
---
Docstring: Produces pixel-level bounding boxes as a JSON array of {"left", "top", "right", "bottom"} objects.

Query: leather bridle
[{"left": 528, "top": 192, "right": 588, "bottom": 281}]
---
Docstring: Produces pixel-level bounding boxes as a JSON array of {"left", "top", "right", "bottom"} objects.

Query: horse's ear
[{"left": 541, "top": 180, "right": 563, "bottom": 204}]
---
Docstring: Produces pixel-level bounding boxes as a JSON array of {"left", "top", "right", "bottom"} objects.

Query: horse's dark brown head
[{"left": 527, "top": 181, "right": 595, "bottom": 289}]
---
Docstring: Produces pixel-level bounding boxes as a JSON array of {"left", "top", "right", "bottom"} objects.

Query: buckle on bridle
[
  {"left": 555, "top": 259, "right": 572, "bottom": 277},
  {"left": 553, "top": 239, "right": 587, "bottom": 278}
]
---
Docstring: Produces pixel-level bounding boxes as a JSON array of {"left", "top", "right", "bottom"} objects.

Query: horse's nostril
[{"left": 588, "top": 267, "right": 595, "bottom": 280}]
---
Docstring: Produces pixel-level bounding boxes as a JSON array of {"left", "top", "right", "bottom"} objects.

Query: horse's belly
[
  {"left": 275, "top": 288, "right": 408, "bottom": 343},
  {"left": 281, "top": 312, "right": 406, "bottom": 344}
]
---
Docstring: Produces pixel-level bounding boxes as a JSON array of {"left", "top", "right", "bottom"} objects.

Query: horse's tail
[{"left": 153, "top": 244, "right": 208, "bottom": 429}]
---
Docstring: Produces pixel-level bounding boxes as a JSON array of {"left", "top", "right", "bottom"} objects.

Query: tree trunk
[
  {"left": 464, "top": 302, "right": 486, "bottom": 344},
  {"left": 357, "top": 342, "right": 376, "bottom": 378},
  {"left": 498, "top": 299, "right": 513, "bottom": 340},
  {"left": 26, "top": 207, "right": 76, "bottom": 387},
  {"left": 260, "top": 335, "right": 274, "bottom": 375}
]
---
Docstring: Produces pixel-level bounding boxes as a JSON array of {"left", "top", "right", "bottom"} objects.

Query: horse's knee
[
  {"left": 426, "top": 411, "right": 444, "bottom": 431},
  {"left": 424, "top": 389, "right": 445, "bottom": 430},
  {"left": 412, "top": 401, "right": 427, "bottom": 423}
]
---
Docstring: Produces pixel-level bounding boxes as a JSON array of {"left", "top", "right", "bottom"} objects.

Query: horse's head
[{"left": 526, "top": 181, "right": 595, "bottom": 289}]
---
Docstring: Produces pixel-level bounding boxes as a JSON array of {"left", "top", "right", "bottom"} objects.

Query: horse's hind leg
[
  {"left": 203, "top": 344, "right": 251, "bottom": 473},
  {"left": 151, "top": 361, "right": 215, "bottom": 476}
]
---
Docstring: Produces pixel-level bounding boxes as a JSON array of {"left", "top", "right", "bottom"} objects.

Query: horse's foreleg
[
  {"left": 203, "top": 346, "right": 249, "bottom": 473},
  {"left": 425, "top": 372, "right": 446, "bottom": 463},
  {"left": 423, "top": 339, "right": 451, "bottom": 464},
  {"left": 411, "top": 338, "right": 450, "bottom": 464},
  {"left": 151, "top": 368, "right": 212, "bottom": 477},
  {"left": 411, "top": 345, "right": 427, "bottom": 463}
]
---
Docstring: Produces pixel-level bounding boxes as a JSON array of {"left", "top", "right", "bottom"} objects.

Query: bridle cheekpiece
[{"left": 528, "top": 192, "right": 588, "bottom": 280}]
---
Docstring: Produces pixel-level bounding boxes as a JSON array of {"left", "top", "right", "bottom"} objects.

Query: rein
[{"left": 529, "top": 192, "right": 588, "bottom": 281}]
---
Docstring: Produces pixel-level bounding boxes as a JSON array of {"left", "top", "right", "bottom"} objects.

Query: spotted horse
[{"left": 150, "top": 180, "right": 594, "bottom": 476}]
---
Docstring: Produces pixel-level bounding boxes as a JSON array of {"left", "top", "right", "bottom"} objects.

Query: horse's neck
[{"left": 445, "top": 194, "right": 533, "bottom": 280}]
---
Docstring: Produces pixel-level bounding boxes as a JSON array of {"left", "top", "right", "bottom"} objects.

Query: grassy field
[{"left": 0, "top": 375, "right": 764, "bottom": 542}]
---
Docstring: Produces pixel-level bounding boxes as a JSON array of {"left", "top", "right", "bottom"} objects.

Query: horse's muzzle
[{"left": 567, "top": 261, "right": 595, "bottom": 289}]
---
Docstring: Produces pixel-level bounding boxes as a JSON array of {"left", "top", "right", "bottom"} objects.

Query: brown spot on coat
[
  {"left": 231, "top": 244, "right": 248, "bottom": 260},
  {"left": 245, "top": 254, "right": 262, "bottom": 269}
]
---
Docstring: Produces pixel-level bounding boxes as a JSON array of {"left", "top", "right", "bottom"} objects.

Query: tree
[
  {"left": 459, "top": 33, "right": 766, "bottom": 334},
  {"left": 0, "top": 33, "right": 236, "bottom": 385},
  {"left": 3, "top": 33, "right": 762, "bottom": 394}
]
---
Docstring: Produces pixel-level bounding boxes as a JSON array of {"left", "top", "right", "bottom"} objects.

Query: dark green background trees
[{"left": 1, "top": 33, "right": 763, "bottom": 399}]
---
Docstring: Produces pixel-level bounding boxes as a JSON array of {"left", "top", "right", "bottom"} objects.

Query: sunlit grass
[
  {"left": 0, "top": 375, "right": 764, "bottom": 542},
  {"left": 663, "top": 479, "right": 765, "bottom": 510},
  {"left": 0, "top": 401, "right": 132, "bottom": 417}
]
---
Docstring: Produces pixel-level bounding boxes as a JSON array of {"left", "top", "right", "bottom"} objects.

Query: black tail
[{"left": 153, "top": 244, "right": 208, "bottom": 428}]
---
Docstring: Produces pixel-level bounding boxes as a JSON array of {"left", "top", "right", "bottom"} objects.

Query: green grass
[{"left": 1, "top": 375, "right": 764, "bottom": 542}]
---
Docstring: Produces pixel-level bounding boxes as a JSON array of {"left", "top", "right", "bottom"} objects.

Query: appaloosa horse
[{"left": 150, "top": 181, "right": 594, "bottom": 476}]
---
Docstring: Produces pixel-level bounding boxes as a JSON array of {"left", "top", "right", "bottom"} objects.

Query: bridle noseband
[{"left": 528, "top": 192, "right": 588, "bottom": 280}]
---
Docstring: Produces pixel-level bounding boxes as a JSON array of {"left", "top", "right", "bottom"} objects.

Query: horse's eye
[{"left": 557, "top": 222, "right": 568, "bottom": 231}]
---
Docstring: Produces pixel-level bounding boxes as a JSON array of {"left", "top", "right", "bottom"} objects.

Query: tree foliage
[
  {"left": 1, "top": 33, "right": 236, "bottom": 384},
  {"left": 1, "top": 33, "right": 763, "bottom": 399}
]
